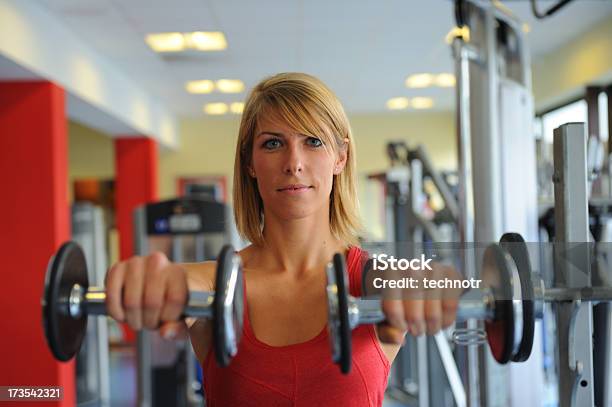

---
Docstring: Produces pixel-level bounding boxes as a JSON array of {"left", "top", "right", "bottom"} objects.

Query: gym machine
[
  {"left": 71, "top": 203, "right": 110, "bottom": 407},
  {"left": 452, "top": 0, "right": 539, "bottom": 405},
  {"left": 348, "top": 121, "right": 603, "bottom": 407},
  {"left": 539, "top": 127, "right": 612, "bottom": 407},
  {"left": 384, "top": 141, "right": 460, "bottom": 241},
  {"left": 132, "top": 198, "right": 240, "bottom": 407},
  {"left": 370, "top": 142, "right": 464, "bottom": 406}
]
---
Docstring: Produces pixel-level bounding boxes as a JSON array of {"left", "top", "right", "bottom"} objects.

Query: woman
[{"left": 105, "top": 72, "right": 459, "bottom": 406}]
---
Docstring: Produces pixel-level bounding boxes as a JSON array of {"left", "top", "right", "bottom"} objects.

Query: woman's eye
[
  {"left": 306, "top": 137, "right": 323, "bottom": 147},
  {"left": 263, "top": 139, "right": 282, "bottom": 149}
]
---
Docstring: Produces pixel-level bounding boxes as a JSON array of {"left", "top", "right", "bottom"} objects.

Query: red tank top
[{"left": 202, "top": 246, "right": 391, "bottom": 406}]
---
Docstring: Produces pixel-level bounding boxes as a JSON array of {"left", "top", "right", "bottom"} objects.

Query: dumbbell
[
  {"left": 42, "top": 241, "right": 244, "bottom": 367},
  {"left": 327, "top": 233, "right": 612, "bottom": 373},
  {"left": 327, "top": 233, "right": 612, "bottom": 374}
]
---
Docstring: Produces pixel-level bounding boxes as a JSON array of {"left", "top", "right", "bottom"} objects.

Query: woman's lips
[{"left": 277, "top": 185, "right": 312, "bottom": 194}]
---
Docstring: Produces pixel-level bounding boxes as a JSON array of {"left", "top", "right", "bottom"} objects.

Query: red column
[
  {"left": 0, "top": 82, "right": 74, "bottom": 406},
  {"left": 114, "top": 138, "right": 158, "bottom": 342},
  {"left": 114, "top": 137, "right": 159, "bottom": 260}
]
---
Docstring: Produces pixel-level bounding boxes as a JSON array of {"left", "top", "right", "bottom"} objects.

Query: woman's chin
[
  {"left": 278, "top": 211, "right": 314, "bottom": 221},
  {"left": 269, "top": 207, "right": 317, "bottom": 221},
  {"left": 263, "top": 199, "right": 328, "bottom": 222}
]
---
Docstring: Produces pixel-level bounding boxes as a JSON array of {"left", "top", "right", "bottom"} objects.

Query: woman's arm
[
  {"left": 182, "top": 262, "right": 216, "bottom": 365},
  {"left": 377, "top": 333, "right": 404, "bottom": 364}
]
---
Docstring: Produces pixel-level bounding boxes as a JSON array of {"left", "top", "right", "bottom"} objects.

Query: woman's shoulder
[{"left": 237, "top": 243, "right": 256, "bottom": 259}]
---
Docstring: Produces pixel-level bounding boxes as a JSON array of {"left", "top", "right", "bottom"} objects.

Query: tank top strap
[{"left": 346, "top": 246, "right": 369, "bottom": 298}]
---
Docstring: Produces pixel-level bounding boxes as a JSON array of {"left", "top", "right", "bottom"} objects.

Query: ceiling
[{"left": 33, "top": 0, "right": 612, "bottom": 116}]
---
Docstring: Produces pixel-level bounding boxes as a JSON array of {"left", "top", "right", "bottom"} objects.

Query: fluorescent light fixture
[
  {"left": 435, "top": 73, "right": 456, "bottom": 87},
  {"left": 405, "top": 73, "right": 434, "bottom": 88},
  {"left": 204, "top": 103, "right": 228, "bottom": 115},
  {"left": 185, "top": 80, "right": 215, "bottom": 94},
  {"left": 386, "top": 97, "right": 410, "bottom": 110},
  {"left": 230, "top": 102, "right": 244, "bottom": 114},
  {"left": 145, "top": 32, "right": 185, "bottom": 52},
  {"left": 216, "top": 79, "right": 245, "bottom": 93},
  {"left": 185, "top": 31, "right": 227, "bottom": 51},
  {"left": 146, "top": 31, "right": 227, "bottom": 53},
  {"left": 410, "top": 97, "right": 434, "bottom": 109}
]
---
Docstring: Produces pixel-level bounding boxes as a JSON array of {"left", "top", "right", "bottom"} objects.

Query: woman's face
[{"left": 250, "top": 111, "right": 346, "bottom": 221}]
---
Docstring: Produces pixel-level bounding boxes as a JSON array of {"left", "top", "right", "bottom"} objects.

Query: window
[
  {"left": 599, "top": 90, "right": 609, "bottom": 142},
  {"left": 537, "top": 89, "right": 609, "bottom": 144},
  {"left": 540, "top": 99, "right": 587, "bottom": 144}
]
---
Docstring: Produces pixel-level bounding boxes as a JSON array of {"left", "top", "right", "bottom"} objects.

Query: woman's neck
[{"left": 252, "top": 213, "right": 347, "bottom": 278}]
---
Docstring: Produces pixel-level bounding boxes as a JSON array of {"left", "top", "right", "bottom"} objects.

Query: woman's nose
[{"left": 283, "top": 144, "right": 303, "bottom": 175}]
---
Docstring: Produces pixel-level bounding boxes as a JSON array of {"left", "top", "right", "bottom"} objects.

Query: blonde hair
[{"left": 233, "top": 72, "right": 362, "bottom": 246}]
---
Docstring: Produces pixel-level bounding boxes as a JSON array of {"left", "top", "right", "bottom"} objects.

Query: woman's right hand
[{"left": 105, "top": 251, "right": 189, "bottom": 331}]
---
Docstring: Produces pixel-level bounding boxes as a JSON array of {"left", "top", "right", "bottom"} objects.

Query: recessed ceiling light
[
  {"left": 185, "top": 80, "right": 215, "bottom": 94},
  {"left": 204, "top": 103, "right": 228, "bottom": 115},
  {"left": 410, "top": 97, "right": 434, "bottom": 109},
  {"left": 185, "top": 31, "right": 227, "bottom": 51},
  {"left": 386, "top": 97, "right": 410, "bottom": 110},
  {"left": 435, "top": 73, "right": 456, "bottom": 87},
  {"left": 146, "top": 31, "right": 227, "bottom": 53},
  {"left": 216, "top": 79, "right": 245, "bottom": 93},
  {"left": 145, "top": 32, "right": 185, "bottom": 52},
  {"left": 405, "top": 73, "right": 435, "bottom": 88},
  {"left": 230, "top": 102, "right": 244, "bottom": 114}
]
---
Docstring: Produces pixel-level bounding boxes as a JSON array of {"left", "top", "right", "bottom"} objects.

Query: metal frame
[
  {"left": 71, "top": 203, "right": 111, "bottom": 407},
  {"left": 134, "top": 208, "right": 152, "bottom": 407},
  {"left": 552, "top": 123, "right": 595, "bottom": 407},
  {"left": 451, "top": 1, "right": 542, "bottom": 405},
  {"left": 377, "top": 144, "right": 471, "bottom": 407}
]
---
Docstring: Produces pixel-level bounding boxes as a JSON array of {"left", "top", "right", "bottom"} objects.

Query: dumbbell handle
[
  {"left": 69, "top": 285, "right": 215, "bottom": 319},
  {"left": 350, "top": 285, "right": 612, "bottom": 329},
  {"left": 348, "top": 288, "right": 495, "bottom": 329}
]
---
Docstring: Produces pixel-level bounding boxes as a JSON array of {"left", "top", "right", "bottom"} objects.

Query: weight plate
[
  {"left": 500, "top": 233, "right": 535, "bottom": 363},
  {"left": 42, "top": 241, "right": 89, "bottom": 361},
  {"left": 213, "top": 245, "right": 243, "bottom": 367},
  {"left": 482, "top": 244, "right": 515, "bottom": 364},
  {"left": 333, "top": 253, "right": 352, "bottom": 374},
  {"left": 325, "top": 259, "right": 341, "bottom": 367},
  {"left": 361, "top": 258, "right": 377, "bottom": 297}
]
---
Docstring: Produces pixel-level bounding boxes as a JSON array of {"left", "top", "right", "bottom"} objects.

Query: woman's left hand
[{"left": 376, "top": 262, "right": 462, "bottom": 344}]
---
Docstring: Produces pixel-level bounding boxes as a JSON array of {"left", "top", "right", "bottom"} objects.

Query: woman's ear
[
  {"left": 248, "top": 166, "right": 256, "bottom": 178},
  {"left": 333, "top": 149, "right": 348, "bottom": 175}
]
